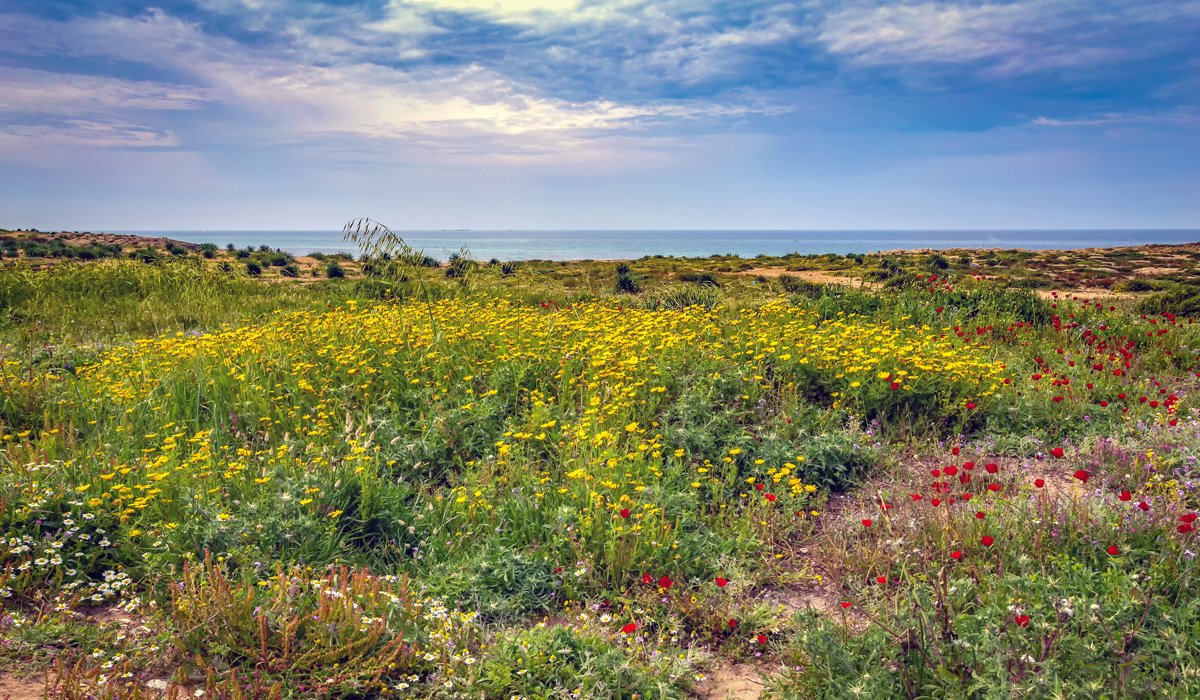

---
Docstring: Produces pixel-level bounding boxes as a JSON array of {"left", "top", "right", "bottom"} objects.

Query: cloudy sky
[{"left": 1, "top": 0, "right": 1198, "bottom": 230}]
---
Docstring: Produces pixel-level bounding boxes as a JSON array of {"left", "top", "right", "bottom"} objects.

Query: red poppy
[
  {"left": 1119, "top": 491, "right": 1132, "bottom": 502},
  {"left": 1050, "top": 447, "right": 1065, "bottom": 458},
  {"left": 961, "top": 493, "right": 971, "bottom": 502},
  {"left": 755, "top": 483, "right": 764, "bottom": 491},
  {"left": 765, "top": 493, "right": 777, "bottom": 502},
  {"left": 1182, "top": 514, "right": 1198, "bottom": 524},
  {"left": 950, "top": 550, "right": 962, "bottom": 560},
  {"left": 1106, "top": 545, "right": 1119, "bottom": 555},
  {"left": 944, "top": 465, "right": 958, "bottom": 476},
  {"left": 1013, "top": 614, "right": 1030, "bottom": 627},
  {"left": 952, "top": 447, "right": 960, "bottom": 456},
  {"left": 876, "top": 576, "right": 887, "bottom": 584},
  {"left": 728, "top": 618, "right": 738, "bottom": 628},
  {"left": 1073, "top": 470, "right": 1090, "bottom": 483},
  {"left": 840, "top": 601, "right": 852, "bottom": 609},
  {"left": 1138, "top": 502, "right": 1150, "bottom": 512},
  {"left": 931, "top": 498, "right": 941, "bottom": 507},
  {"left": 755, "top": 634, "right": 767, "bottom": 644},
  {"left": 985, "top": 463, "right": 998, "bottom": 474},
  {"left": 890, "top": 381, "right": 901, "bottom": 390},
  {"left": 619, "top": 508, "right": 630, "bottom": 518},
  {"left": 554, "top": 567, "right": 563, "bottom": 573},
  {"left": 1180, "top": 523, "right": 1196, "bottom": 534},
  {"left": 659, "top": 575, "right": 674, "bottom": 590},
  {"left": 975, "top": 511, "right": 986, "bottom": 519},
  {"left": 963, "top": 462, "right": 975, "bottom": 470},
  {"left": 981, "top": 535, "right": 995, "bottom": 547},
  {"left": 1034, "top": 478, "right": 1045, "bottom": 488},
  {"left": 988, "top": 483, "right": 1001, "bottom": 492},
  {"left": 622, "top": 622, "right": 638, "bottom": 633},
  {"left": 965, "top": 402, "right": 976, "bottom": 409},
  {"left": 642, "top": 573, "right": 653, "bottom": 585},
  {"left": 862, "top": 519, "right": 873, "bottom": 527}
]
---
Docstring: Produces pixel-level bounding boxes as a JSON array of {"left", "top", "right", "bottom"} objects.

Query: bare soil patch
[
  {"left": 0, "top": 671, "right": 43, "bottom": 700},
  {"left": 738, "top": 268, "right": 868, "bottom": 287},
  {"left": 696, "top": 662, "right": 763, "bottom": 699}
]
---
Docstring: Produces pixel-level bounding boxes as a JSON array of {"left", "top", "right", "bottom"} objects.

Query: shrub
[
  {"left": 500, "top": 261, "right": 518, "bottom": 277},
  {"left": 325, "top": 261, "right": 346, "bottom": 278},
  {"left": 615, "top": 262, "right": 639, "bottom": 293},
  {"left": 245, "top": 261, "right": 262, "bottom": 276},
  {"left": 235, "top": 249, "right": 250, "bottom": 259},
  {"left": 1113, "top": 279, "right": 1160, "bottom": 293},
  {"left": 21, "top": 242, "right": 49, "bottom": 257},
  {"left": 1136, "top": 287, "right": 1200, "bottom": 317},
  {"left": 280, "top": 264, "right": 299, "bottom": 278},
  {"left": 132, "top": 247, "right": 160, "bottom": 263},
  {"left": 199, "top": 243, "right": 218, "bottom": 259},
  {"left": 677, "top": 272, "right": 720, "bottom": 287},
  {"left": 778, "top": 275, "right": 823, "bottom": 297}
]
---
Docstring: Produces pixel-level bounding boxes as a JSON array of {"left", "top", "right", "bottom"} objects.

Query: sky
[{"left": 1, "top": 0, "right": 1198, "bottom": 231}]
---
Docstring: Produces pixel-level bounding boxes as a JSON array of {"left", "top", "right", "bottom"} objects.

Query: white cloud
[
  {"left": 0, "top": 8, "right": 786, "bottom": 162},
  {"left": 1031, "top": 110, "right": 1198, "bottom": 127},
  {"left": 816, "top": 1, "right": 1200, "bottom": 73},
  {"left": 0, "top": 66, "right": 209, "bottom": 114},
  {"left": 818, "top": 3, "right": 1031, "bottom": 65},
  {"left": 0, "top": 120, "right": 179, "bottom": 148}
]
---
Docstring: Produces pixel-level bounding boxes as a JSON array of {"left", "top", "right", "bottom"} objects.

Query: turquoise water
[{"left": 113, "top": 229, "right": 1200, "bottom": 262}]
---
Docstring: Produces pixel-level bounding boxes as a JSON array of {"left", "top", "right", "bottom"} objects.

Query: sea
[{"left": 112, "top": 229, "right": 1200, "bottom": 262}]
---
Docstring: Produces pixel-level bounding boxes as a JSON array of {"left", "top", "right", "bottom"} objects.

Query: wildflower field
[{"left": 3, "top": 249, "right": 1200, "bottom": 698}]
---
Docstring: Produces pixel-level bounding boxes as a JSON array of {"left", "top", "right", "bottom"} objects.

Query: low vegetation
[{"left": 1, "top": 230, "right": 1200, "bottom": 697}]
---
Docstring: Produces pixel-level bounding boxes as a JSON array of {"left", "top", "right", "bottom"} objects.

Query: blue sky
[{"left": 1, "top": 0, "right": 1198, "bottom": 230}]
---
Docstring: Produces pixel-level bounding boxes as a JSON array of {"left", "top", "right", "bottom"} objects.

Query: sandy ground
[
  {"left": 0, "top": 671, "right": 43, "bottom": 700},
  {"left": 738, "top": 267, "right": 1140, "bottom": 302}
]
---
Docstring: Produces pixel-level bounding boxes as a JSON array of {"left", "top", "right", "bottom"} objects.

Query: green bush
[
  {"left": 325, "top": 261, "right": 346, "bottom": 278},
  {"left": 245, "top": 261, "right": 262, "bottom": 276},
  {"left": 1136, "top": 287, "right": 1200, "bottom": 316},
  {"left": 1113, "top": 279, "right": 1160, "bottom": 293}
]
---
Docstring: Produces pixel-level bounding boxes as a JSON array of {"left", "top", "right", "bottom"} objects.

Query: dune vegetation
[{"left": 3, "top": 231, "right": 1200, "bottom": 698}]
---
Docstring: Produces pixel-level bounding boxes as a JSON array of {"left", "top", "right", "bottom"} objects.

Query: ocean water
[{"left": 113, "top": 229, "right": 1200, "bottom": 262}]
